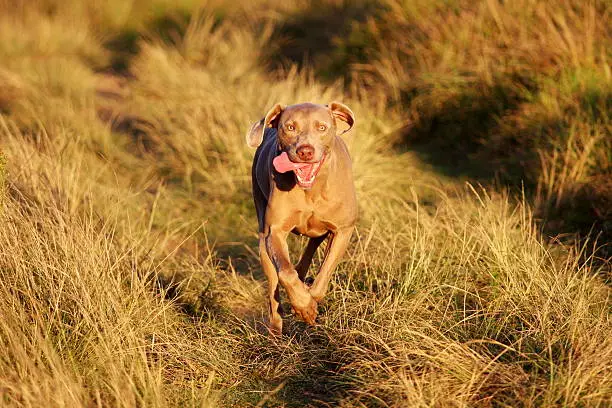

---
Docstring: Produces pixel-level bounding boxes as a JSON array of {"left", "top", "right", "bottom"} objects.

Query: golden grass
[{"left": 0, "top": 0, "right": 610, "bottom": 406}]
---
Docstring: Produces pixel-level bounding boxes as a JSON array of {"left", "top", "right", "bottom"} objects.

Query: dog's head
[{"left": 245, "top": 102, "right": 355, "bottom": 163}]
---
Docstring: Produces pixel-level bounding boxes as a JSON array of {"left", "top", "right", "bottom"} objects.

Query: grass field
[{"left": 0, "top": 0, "right": 610, "bottom": 406}]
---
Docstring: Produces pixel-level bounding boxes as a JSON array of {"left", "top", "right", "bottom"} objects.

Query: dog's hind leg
[
  {"left": 295, "top": 234, "right": 328, "bottom": 283},
  {"left": 259, "top": 234, "right": 283, "bottom": 334}
]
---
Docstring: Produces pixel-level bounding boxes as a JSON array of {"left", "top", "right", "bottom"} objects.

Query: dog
[{"left": 246, "top": 102, "right": 357, "bottom": 334}]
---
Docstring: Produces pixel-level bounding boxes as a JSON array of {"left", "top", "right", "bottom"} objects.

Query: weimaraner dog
[{"left": 246, "top": 102, "right": 357, "bottom": 334}]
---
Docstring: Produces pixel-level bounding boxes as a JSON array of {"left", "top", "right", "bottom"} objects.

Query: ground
[{"left": 0, "top": 0, "right": 610, "bottom": 406}]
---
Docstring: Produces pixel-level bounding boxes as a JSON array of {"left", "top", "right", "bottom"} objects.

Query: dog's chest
[
  {"left": 291, "top": 193, "right": 345, "bottom": 236},
  {"left": 267, "top": 180, "right": 356, "bottom": 237},
  {"left": 293, "top": 211, "right": 333, "bottom": 237}
]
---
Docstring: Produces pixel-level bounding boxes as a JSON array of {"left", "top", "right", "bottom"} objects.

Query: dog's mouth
[
  {"left": 273, "top": 152, "right": 326, "bottom": 189},
  {"left": 293, "top": 159, "right": 325, "bottom": 188}
]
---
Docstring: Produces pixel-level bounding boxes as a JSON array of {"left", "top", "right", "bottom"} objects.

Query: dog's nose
[{"left": 296, "top": 144, "right": 315, "bottom": 161}]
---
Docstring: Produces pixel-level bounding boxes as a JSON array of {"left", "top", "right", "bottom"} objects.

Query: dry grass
[{"left": 0, "top": 0, "right": 610, "bottom": 406}]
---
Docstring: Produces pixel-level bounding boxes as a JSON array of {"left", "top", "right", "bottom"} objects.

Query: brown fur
[{"left": 246, "top": 102, "right": 357, "bottom": 334}]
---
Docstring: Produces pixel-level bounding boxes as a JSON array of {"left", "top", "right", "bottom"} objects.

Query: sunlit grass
[{"left": 0, "top": 0, "right": 609, "bottom": 406}]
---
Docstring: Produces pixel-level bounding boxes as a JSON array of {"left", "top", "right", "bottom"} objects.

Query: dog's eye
[
  {"left": 285, "top": 124, "right": 295, "bottom": 131},
  {"left": 318, "top": 124, "right": 327, "bottom": 132}
]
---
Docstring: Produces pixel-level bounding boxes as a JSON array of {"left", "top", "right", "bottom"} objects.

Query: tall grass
[{"left": 0, "top": 0, "right": 609, "bottom": 406}]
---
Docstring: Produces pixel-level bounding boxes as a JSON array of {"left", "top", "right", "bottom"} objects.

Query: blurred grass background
[{"left": 0, "top": 0, "right": 610, "bottom": 406}]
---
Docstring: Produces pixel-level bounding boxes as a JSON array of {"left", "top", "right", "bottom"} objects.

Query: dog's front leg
[
  {"left": 265, "top": 226, "right": 318, "bottom": 325},
  {"left": 259, "top": 233, "right": 284, "bottom": 334},
  {"left": 309, "top": 227, "right": 353, "bottom": 302}
]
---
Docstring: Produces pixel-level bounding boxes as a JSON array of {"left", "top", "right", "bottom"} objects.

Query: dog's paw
[
  {"left": 267, "top": 319, "right": 283, "bottom": 336},
  {"left": 291, "top": 296, "right": 318, "bottom": 325}
]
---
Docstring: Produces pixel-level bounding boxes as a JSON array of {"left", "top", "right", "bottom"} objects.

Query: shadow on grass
[
  {"left": 103, "top": 10, "right": 191, "bottom": 74},
  {"left": 156, "top": 272, "right": 220, "bottom": 318},
  {"left": 263, "top": 0, "right": 384, "bottom": 83},
  {"left": 215, "top": 240, "right": 261, "bottom": 276},
  {"left": 397, "top": 74, "right": 539, "bottom": 184},
  {"left": 102, "top": 8, "right": 223, "bottom": 74},
  {"left": 104, "top": 29, "right": 141, "bottom": 74},
  {"left": 237, "top": 324, "right": 362, "bottom": 408},
  {"left": 538, "top": 175, "right": 612, "bottom": 266},
  {"left": 397, "top": 77, "right": 611, "bottom": 261}
]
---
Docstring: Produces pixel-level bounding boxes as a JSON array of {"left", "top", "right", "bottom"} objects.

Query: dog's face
[
  {"left": 245, "top": 102, "right": 355, "bottom": 162},
  {"left": 277, "top": 103, "right": 338, "bottom": 162}
]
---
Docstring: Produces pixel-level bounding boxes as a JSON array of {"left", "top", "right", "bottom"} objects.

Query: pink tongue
[{"left": 273, "top": 152, "right": 312, "bottom": 173}]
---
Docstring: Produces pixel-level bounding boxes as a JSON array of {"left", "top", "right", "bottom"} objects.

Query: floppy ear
[
  {"left": 328, "top": 101, "right": 355, "bottom": 135},
  {"left": 245, "top": 103, "right": 285, "bottom": 148}
]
